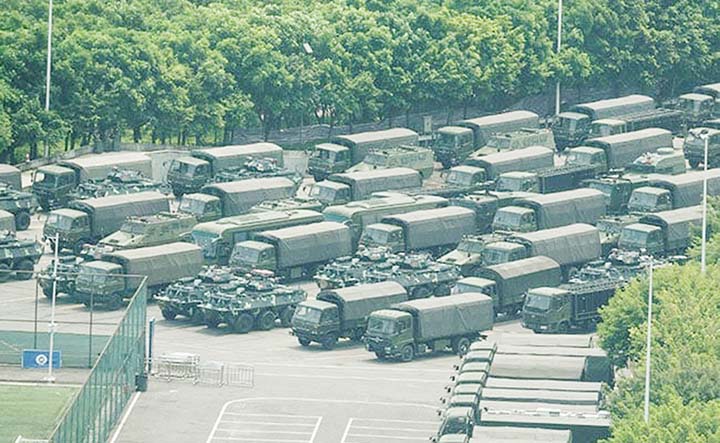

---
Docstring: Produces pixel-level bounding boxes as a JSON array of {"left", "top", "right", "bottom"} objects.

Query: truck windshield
[
  {"left": 169, "top": 160, "right": 195, "bottom": 176},
  {"left": 566, "top": 150, "right": 594, "bottom": 166},
  {"left": 481, "top": 248, "right": 508, "bottom": 265},
  {"left": 46, "top": 213, "right": 73, "bottom": 230},
  {"left": 361, "top": 228, "right": 389, "bottom": 245},
  {"left": 457, "top": 239, "right": 485, "bottom": 254},
  {"left": 553, "top": 116, "right": 577, "bottom": 131},
  {"left": 525, "top": 293, "right": 553, "bottom": 311},
  {"left": 364, "top": 153, "right": 387, "bottom": 166},
  {"left": 312, "top": 149, "right": 335, "bottom": 161},
  {"left": 447, "top": 170, "right": 472, "bottom": 186},
  {"left": 367, "top": 317, "right": 397, "bottom": 335},
  {"left": 77, "top": 267, "right": 109, "bottom": 285},
  {"left": 178, "top": 197, "right": 205, "bottom": 215},
  {"left": 496, "top": 177, "right": 528, "bottom": 192},
  {"left": 436, "top": 132, "right": 459, "bottom": 148},
  {"left": 493, "top": 210, "right": 522, "bottom": 229},
  {"left": 439, "top": 416, "right": 468, "bottom": 436},
  {"left": 293, "top": 305, "right": 322, "bottom": 323},
  {"left": 191, "top": 231, "right": 220, "bottom": 258},
  {"left": 619, "top": 228, "right": 649, "bottom": 246},
  {"left": 678, "top": 97, "right": 699, "bottom": 112},
  {"left": 628, "top": 192, "right": 658, "bottom": 211},
  {"left": 119, "top": 221, "right": 146, "bottom": 235},
  {"left": 34, "top": 171, "right": 55, "bottom": 185},
  {"left": 309, "top": 184, "right": 337, "bottom": 203},
  {"left": 231, "top": 245, "right": 262, "bottom": 264}
]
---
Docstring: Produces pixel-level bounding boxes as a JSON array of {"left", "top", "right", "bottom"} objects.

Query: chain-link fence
[{"left": 47, "top": 276, "right": 147, "bottom": 443}]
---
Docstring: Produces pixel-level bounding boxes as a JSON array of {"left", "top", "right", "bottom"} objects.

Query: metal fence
[
  {"left": 151, "top": 353, "right": 254, "bottom": 388},
  {"left": 48, "top": 278, "right": 147, "bottom": 443}
]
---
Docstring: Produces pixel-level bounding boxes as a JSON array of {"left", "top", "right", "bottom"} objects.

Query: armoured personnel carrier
[
  {"left": 0, "top": 231, "right": 43, "bottom": 282},
  {"left": 156, "top": 266, "right": 236, "bottom": 322},
  {"left": 37, "top": 255, "right": 82, "bottom": 298},
  {"left": 0, "top": 184, "right": 38, "bottom": 230},
  {"left": 68, "top": 168, "right": 170, "bottom": 201}
]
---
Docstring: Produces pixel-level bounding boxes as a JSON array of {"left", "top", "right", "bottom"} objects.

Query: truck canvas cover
[
  {"left": 572, "top": 94, "right": 655, "bottom": 120},
  {"left": 585, "top": 128, "right": 672, "bottom": 169},
  {"left": 470, "top": 146, "right": 554, "bottom": 180},
  {"left": 392, "top": 292, "right": 493, "bottom": 340},
  {"left": 71, "top": 191, "right": 169, "bottom": 238},
  {"left": 694, "top": 83, "right": 720, "bottom": 98},
  {"left": 459, "top": 111, "right": 540, "bottom": 145},
  {"left": 510, "top": 223, "right": 601, "bottom": 266},
  {"left": 496, "top": 345, "right": 611, "bottom": 385},
  {"left": 256, "top": 221, "right": 352, "bottom": 268},
  {"left": 193, "top": 210, "right": 323, "bottom": 237},
  {"left": 479, "top": 400, "right": 600, "bottom": 415},
  {"left": 60, "top": 152, "right": 153, "bottom": 181},
  {"left": 489, "top": 354, "right": 588, "bottom": 381},
  {"left": 489, "top": 333, "right": 593, "bottom": 348},
  {"left": 317, "top": 281, "right": 407, "bottom": 322},
  {"left": 329, "top": 168, "right": 421, "bottom": 200},
  {"left": 0, "top": 164, "right": 21, "bottom": 190},
  {"left": 201, "top": 177, "right": 296, "bottom": 215},
  {"left": 517, "top": 188, "right": 606, "bottom": 229},
  {"left": 477, "top": 256, "right": 562, "bottom": 300},
  {"left": 639, "top": 205, "right": 702, "bottom": 246},
  {"left": 0, "top": 209, "right": 14, "bottom": 232},
  {"left": 382, "top": 206, "right": 476, "bottom": 250},
  {"left": 192, "top": 143, "right": 284, "bottom": 170},
  {"left": 108, "top": 242, "right": 203, "bottom": 290},
  {"left": 480, "top": 409, "right": 611, "bottom": 442},
  {"left": 648, "top": 169, "right": 720, "bottom": 207},
  {"left": 485, "top": 378, "right": 603, "bottom": 393},
  {"left": 333, "top": 128, "right": 418, "bottom": 149},
  {"left": 473, "top": 426, "right": 572, "bottom": 443},
  {"left": 480, "top": 388, "right": 600, "bottom": 406}
]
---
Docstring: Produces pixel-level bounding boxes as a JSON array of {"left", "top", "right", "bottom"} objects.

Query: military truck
[
  {"left": 433, "top": 111, "right": 540, "bottom": 168},
  {"left": 73, "top": 242, "right": 203, "bottom": 309},
  {"left": 523, "top": 281, "right": 617, "bottom": 334},
  {"left": 190, "top": 210, "right": 323, "bottom": 265},
  {"left": 308, "top": 128, "right": 419, "bottom": 181},
  {"left": 451, "top": 190, "right": 538, "bottom": 234},
  {"left": 37, "top": 255, "right": 82, "bottom": 298},
  {"left": 552, "top": 94, "right": 656, "bottom": 149},
  {"left": 322, "top": 193, "right": 448, "bottom": 242},
  {"left": 156, "top": 266, "right": 235, "bottom": 322},
  {"left": 623, "top": 148, "right": 686, "bottom": 175},
  {"left": 360, "top": 206, "right": 476, "bottom": 254},
  {"left": 454, "top": 256, "right": 563, "bottom": 316},
  {"left": 68, "top": 168, "right": 170, "bottom": 201},
  {"left": 474, "top": 128, "right": 556, "bottom": 156},
  {"left": 465, "top": 146, "right": 555, "bottom": 181},
  {"left": 678, "top": 93, "right": 718, "bottom": 127},
  {"left": 495, "top": 165, "right": 596, "bottom": 194},
  {"left": 437, "top": 233, "right": 506, "bottom": 276},
  {"left": 684, "top": 127, "right": 720, "bottom": 169},
  {"left": 210, "top": 158, "right": 298, "bottom": 184},
  {"left": 480, "top": 409, "right": 611, "bottom": 442},
  {"left": 195, "top": 271, "right": 307, "bottom": 332},
  {"left": 618, "top": 205, "right": 702, "bottom": 255},
  {"left": 588, "top": 108, "right": 684, "bottom": 138},
  {"left": 627, "top": 169, "right": 720, "bottom": 213},
  {"left": 0, "top": 231, "right": 43, "bottom": 282},
  {"left": 345, "top": 145, "right": 434, "bottom": 178},
  {"left": 364, "top": 293, "right": 494, "bottom": 361},
  {"left": 0, "top": 164, "right": 22, "bottom": 190},
  {"left": 291, "top": 281, "right": 408, "bottom": 349},
  {"left": 0, "top": 210, "right": 15, "bottom": 232},
  {"left": 472, "top": 427, "right": 573, "bottom": 443},
  {"left": 492, "top": 189, "right": 606, "bottom": 233},
  {"left": 566, "top": 128, "right": 673, "bottom": 175},
  {"left": 32, "top": 152, "right": 153, "bottom": 210},
  {"left": 0, "top": 184, "right": 38, "bottom": 230},
  {"left": 230, "top": 222, "right": 354, "bottom": 280},
  {"left": 167, "top": 143, "right": 284, "bottom": 196},
  {"left": 42, "top": 191, "right": 170, "bottom": 254},
  {"left": 178, "top": 177, "right": 298, "bottom": 223},
  {"left": 585, "top": 175, "right": 651, "bottom": 215}
]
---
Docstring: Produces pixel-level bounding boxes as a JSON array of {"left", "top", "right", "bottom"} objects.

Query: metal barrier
[
  {"left": 224, "top": 363, "right": 254, "bottom": 388},
  {"left": 48, "top": 278, "right": 147, "bottom": 443},
  {"left": 153, "top": 352, "right": 200, "bottom": 381},
  {"left": 151, "top": 356, "right": 255, "bottom": 388}
]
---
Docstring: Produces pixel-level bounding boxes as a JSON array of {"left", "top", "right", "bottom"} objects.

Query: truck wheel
[
  {"left": 15, "top": 260, "right": 34, "bottom": 280},
  {"left": 257, "top": 311, "right": 276, "bottom": 331},
  {"left": 279, "top": 307, "right": 294, "bottom": 328},
  {"left": 190, "top": 308, "right": 205, "bottom": 324},
  {"left": 400, "top": 345, "right": 415, "bottom": 362},
  {"left": 232, "top": 313, "right": 255, "bottom": 334},
  {"left": 557, "top": 321, "right": 570, "bottom": 333},
  {"left": 72, "top": 241, "right": 86, "bottom": 256},
  {"left": 205, "top": 312, "right": 221, "bottom": 329},
  {"left": 689, "top": 158, "right": 701, "bottom": 169},
  {"left": 15, "top": 211, "right": 31, "bottom": 231},
  {"left": 452, "top": 337, "right": 471, "bottom": 357},
  {"left": 350, "top": 329, "right": 364, "bottom": 342},
  {"left": 0, "top": 264, "right": 11, "bottom": 282},
  {"left": 161, "top": 308, "right": 177, "bottom": 321},
  {"left": 42, "top": 284, "right": 54, "bottom": 298},
  {"left": 320, "top": 334, "right": 338, "bottom": 350},
  {"left": 298, "top": 337, "right": 312, "bottom": 347},
  {"left": 108, "top": 293, "right": 124, "bottom": 310},
  {"left": 374, "top": 351, "right": 387, "bottom": 360},
  {"left": 434, "top": 283, "right": 451, "bottom": 297},
  {"left": 411, "top": 286, "right": 431, "bottom": 300}
]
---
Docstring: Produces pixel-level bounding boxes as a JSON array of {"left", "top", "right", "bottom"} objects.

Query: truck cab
[
  {"left": 480, "top": 241, "right": 527, "bottom": 265},
  {"left": 552, "top": 112, "right": 591, "bottom": 149},
  {"left": 365, "top": 309, "right": 414, "bottom": 359},
  {"left": 290, "top": 299, "right": 341, "bottom": 348},
  {"left": 347, "top": 146, "right": 434, "bottom": 179},
  {"left": 438, "top": 237, "right": 488, "bottom": 275},
  {"left": 167, "top": 156, "right": 212, "bottom": 196},
  {"left": 452, "top": 277, "right": 497, "bottom": 301},
  {"left": 360, "top": 223, "right": 404, "bottom": 252},
  {"left": 522, "top": 287, "right": 572, "bottom": 333},
  {"left": 627, "top": 187, "right": 672, "bottom": 213},
  {"left": 74, "top": 260, "right": 125, "bottom": 308},
  {"left": 475, "top": 128, "right": 555, "bottom": 156},
  {"left": 307, "top": 180, "right": 351, "bottom": 206},
  {"left": 178, "top": 193, "right": 222, "bottom": 222},
  {"left": 625, "top": 148, "right": 686, "bottom": 175},
  {"left": 491, "top": 206, "right": 536, "bottom": 232},
  {"left": 434, "top": 126, "right": 475, "bottom": 168},
  {"left": 589, "top": 118, "right": 626, "bottom": 138},
  {"left": 496, "top": 171, "right": 538, "bottom": 192},
  {"left": 229, "top": 240, "right": 276, "bottom": 272},
  {"left": 445, "top": 166, "right": 487, "bottom": 189},
  {"left": 432, "top": 407, "right": 476, "bottom": 441},
  {"left": 566, "top": 146, "right": 607, "bottom": 175},
  {"left": 43, "top": 208, "right": 91, "bottom": 253},
  {"left": 618, "top": 223, "right": 664, "bottom": 254},
  {"left": 32, "top": 165, "right": 78, "bottom": 210},
  {"left": 585, "top": 175, "right": 650, "bottom": 215},
  {"left": 308, "top": 143, "right": 351, "bottom": 181},
  {"left": 683, "top": 128, "right": 720, "bottom": 169},
  {"left": 677, "top": 92, "right": 716, "bottom": 125}
]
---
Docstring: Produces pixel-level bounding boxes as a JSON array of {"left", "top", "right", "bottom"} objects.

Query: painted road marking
[
  {"left": 208, "top": 413, "right": 321, "bottom": 443},
  {"left": 341, "top": 417, "right": 437, "bottom": 443}
]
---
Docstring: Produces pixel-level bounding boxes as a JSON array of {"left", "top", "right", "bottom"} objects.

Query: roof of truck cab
[
  {"left": 498, "top": 206, "right": 533, "bottom": 215},
  {"left": 558, "top": 111, "right": 589, "bottom": 120},
  {"left": 500, "top": 171, "right": 536, "bottom": 179},
  {"left": 178, "top": 156, "right": 208, "bottom": 166},
  {"left": 316, "top": 143, "right": 347, "bottom": 153},
  {"left": 194, "top": 143, "right": 282, "bottom": 159},
  {"left": 300, "top": 299, "right": 336, "bottom": 310},
  {"left": 314, "top": 180, "right": 348, "bottom": 191},
  {"left": 439, "top": 126, "right": 473, "bottom": 135},
  {"left": 625, "top": 223, "right": 659, "bottom": 233},
  {"left": 451, "top": 165, "right": 485, "bottom": 174},
  {"left": 334, "top": 128, "right": 418, "bottom": 144},
  {"left": 333, "top": 167, "right": 419, "bottom": 181},
  {"left": 461, "top": 110, "right": 538, "bottom": 127},
  {"left": 82, "top": 261, "right": 123, "bottom": 272},
  {"left": 528, "top": 287, "right": 569, "bottom": 297},
  {"left": 633, "top": 186, "right": 668, "bottom": 196},
  {"left": 484, "top": 256, "right": 560, "bottom": 279},
  {"left": 323, "top": 281, "right": 406, "bottom": 302},
  {"left": 486, "top": 241, "right": 525, "bottom": 251},
  {"left": 184, "top": 193, "right": 218, "bottom": 203},
  {"left": 110, "top": 242, "right": 201, "bottom": 261},
  {"left": 457, "top": 277, "right": 496, "bottom": 287},
  {"left": 680, "top": 92, "right": 713, "bottom": 101},
  {"left": 39, "top": 164, "right": 73, "bottom": 174},
  {"left": 51, "top": 208, "right": 86, "bottom": 218}
]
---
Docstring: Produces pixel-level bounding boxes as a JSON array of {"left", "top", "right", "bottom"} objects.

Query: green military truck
[
  {"left": 364, "top": 292, "right": 494, "bottom": 361},
  {"left": 552, "top": 94, "right": 656, "bottom": 149},
  {"left": 618, "top": 205, "right": 702, "bottom": 255},
  {"left": 473, "top": 128, "right": 556, "bottom": 156},
  {"left": 492, "top": 188, "right": 606, "bottom": 233},
  {"left": 677, "top": 83, "right": 720, "bottom": 126},
  {"left": 450, "top": 190, "right": 538, "bottom": 234},
  {"left": 585, "top": 175, "right": 651, "bottom": 215},
  {"left": 465, "top": 146, "right": 555, "bottom": 181},
  {"left": 0, "top": 231, "right": 43, "bottom": 282},
  {"left": 433, "top": 111, "right": 540, "bottom": 168},
  {"left": 345, "top": 145, "right": 434, "bottom": 178},
  {"left": 566, "top": 128, "right": 673, "bottom": 175},
  {"left": 308, "top": 128, "right": 419, "bottom": 181},
  {"left": 32, "top": 152, "right": 153, "bottom": 210},
  {"left": 0, "top": 210, "right": 15, "bottom": 232},
  {"left": 231, "top": 221, "right": 354, "bottom": 280},
  {"left": 438, "top": 233, "right": 506, "bottom": 276},
  {"left": 684, "top": 127, "right": 720, "bottom": 169},
  {"left": 42, "top": 191, "right": 170, "bottom": 254},
  {"left": 455, "top": 256, "right": 562, "bottom": 317},
  {"left": 623, "top": 148, "right": 686, "bottom": 175},
  {"left": 479, "top": 409, "right": 611, "bottom": 442},
  {"left": 360, "top": 206, "right": 476, "bottom": 254},
  {"left": 587, "top": 108, "right": 684, "bottom": 139},
  {"left": 178, "top": 176, "right": 299, "bottom": 222},
  {"left": 627, "top": 170, "right": 720, "bottom": 213},
  {"left": 0, "top": 184, "right": 38, "bottom": 230},
  {"left": 167, "top": 143, "right": 284, "bottom": 196},
  {"left": 495, "top": 165, "right": 596, "bottom": 194},
  {"left": 73, "top": 242, "right": 203, "bottom": 309},
  {"left": 291, "top": 281, "right": 408, "bottom": 349},
  {"left": 190, "top": 210, "right": 323, "bottom": 265},
  {"left": 0, "top": 164, "right": 22, "bottom": 190}
]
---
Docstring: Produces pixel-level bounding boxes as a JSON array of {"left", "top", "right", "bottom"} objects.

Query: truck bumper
[
  {"left": 522, "top": 321, "right": 551, "bottom": 333},
  {"left": 364, "top": 339, "right": 400, "bottom": 358}
]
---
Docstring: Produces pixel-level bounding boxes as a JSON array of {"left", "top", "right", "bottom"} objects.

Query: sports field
[
  {"left": 0, "top": 384, "right": 78, "bottom": 442},
  {"left": 0, "top": 330, "right": 109, "bottom": 368}
]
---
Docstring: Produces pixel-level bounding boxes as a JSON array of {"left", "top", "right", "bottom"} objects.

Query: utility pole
[
  {"left": 643, "top": 259, "right": 653, "bottom": 423},
  {"left": 555, "top": 0, "right": 563, "bottom": 116},
  {"left": 43, "top": 0, "right": 54, "bottom": 158},
  {"left": 701, "top": 131, "right": 709, "bottom": 275},
  {"left": 46, "top": 233, "right": 59, "bottom": 382}
]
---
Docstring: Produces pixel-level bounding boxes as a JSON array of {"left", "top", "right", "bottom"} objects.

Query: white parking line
[
  {"left": 208, "top": 413, "right": 322, "bottom": 443},
  {"left": 341, "top": 417, "right": 437, "bottom": 443}
]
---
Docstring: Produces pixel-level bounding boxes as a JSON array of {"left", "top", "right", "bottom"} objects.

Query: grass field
[
  {"left": 0, "top": 384, "right": 78, "bottom": 442},
  {"left": 0, "top": 331, "right": 109, "bottom": 368}
]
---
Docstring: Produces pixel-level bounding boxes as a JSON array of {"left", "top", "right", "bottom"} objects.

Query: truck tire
[
  {"left": 556, "top": 321, "right": 570, "bottom": 333},
  {"left": 0, "top": 263, "right": 11, "bottom": 282},
  {"left": 108, "top": 293, "right": 124, "bottom": 310},
  {"left": 433, "top": 283, "right": 451, "bottom": 297},
  {"left": 232, "top": 313, "right": 255, "bottom": 334},
  {"left": 689, "top": 158, "right": 701, "bottom": 169},
  {"left": 320, "top": 334, "right": 338, "bottom": 350},
  {"left": 161, "top": 307, "right": 177, "bottom": 321},
  {"left": 374, "top": 351, "right": 387, "bottom": 360},
  {"left": 279, "top": 307, "right": 294, "bottom": 328},
  {"left": 350, "top": 329, "right": 364, "bottom": 342},
  {"left": 205, "top": 312, "right": 221, "bottom": 329},
  {"left": 72, "top": 241, "right": 86, "bottom": 256},
  {"left": 400, "top": 345, "right": 415, "bottom": 362},
  {"left": 257, "top": 311, "right": 276, "bottom": 331},
  {"left": 42, "top": 284, "right": 54, "bottom": 298},
  {"left": 452, "top": 337, "right": 471, "bottom": 357},
  {"left": 411, "top": 286, "right": 431, "bottom": 300},
  {"left": 189, "top": 307, "right": 205, "bottom": 325},
  {"left": 15, "top": 211, "right": 31, "bottom": 231},
  {"left": 298, "top": 337, "right": 312, "bottom": 347},
  {"left": 15, "top": 260, "right": 34, "bottom": 280}
]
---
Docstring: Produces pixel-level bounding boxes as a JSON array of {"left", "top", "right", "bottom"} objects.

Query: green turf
[
  {"left": 0, "top": 331, "right": 109, "bottom": 368},
  {"left": 0, "top": 384, "right": 78, "bottom": 442}
]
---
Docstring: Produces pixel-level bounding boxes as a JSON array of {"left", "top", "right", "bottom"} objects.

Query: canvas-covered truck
[
  {"left": 464, "top": 146, "right": 555, "bottom": 181},
  {"left": 678, "top": 83, "right": 720, "bottom": 126},
  {"left": 474, "top": 128, "right": 556, "bottom": 156},
  {"left": 566, "top": 128, "right": 673, "bottom": 175},
  {"left": 495, "top": 346, "right": 611, "bottom": 386},
  {"left": 42, "top": 191, "right": 170, "bottom": 254},
  {"left": 360, "top": 206, "right": 476, "bottom": 254},
  {"left": 623, "top": 148, "right": 686, "bottom": 175},
  {"left": 587, "top": 108, "right": 684, "bottom": 138},
  {"left": 308, "top": 128, "right": 419, "bottom": 181},
  {"left": 433, "top": 111, "right": 540, "bottom": 168},
  {"left": 345, "top": 145, "right": 434, "bottom": 178},
  {"left": 290, "top": 281, "right": 408, "bottom": 349},
  {"left": 683, "top": 127, "right": 720, "bottom": 169},
  {"left": 179, "top": 177, "right": 298, "bottom": 223},
  {"left": 585, "top": 175, "right": 651, "bottom": 215},
  {"left": 364, "top": 293, "right": 494, "bottom": 361},
  {"left": 32, "top": 152, "right": 153, "bottom": 210},
  {"left": 552, "top": 94, "right": 656, "bottom": 149},
  {"left": 231, "top": 221, "right": 353, "bottom": 280},
  {"left": 167, "top": 143, "right": 284, "bottom": 196},
  {"left": 618, "top": 205, "right": 702, "bottom": 255},
  {"left": 626, "top": 169, "right": 720, "bottom": 213},
  {"left": 495, "top": 165, "right": 596, "bottom": 194},
  {"left": 0, "top": 164, "right": 21, "bottom": 190},
  {"left": 480, "top": 409, "right": 611, "bottom": 443},
  {"left": 454, "top": 256, "right": 563, "bottom": 316},
  {"left": 492, "top": 188, "right": 606, "bottom": 233},
  {"left": 73, "top": 242, "right": 203, "bottom": 309},
  {"left": 451, "top": 190, "right": 538, "bottom": 234}
]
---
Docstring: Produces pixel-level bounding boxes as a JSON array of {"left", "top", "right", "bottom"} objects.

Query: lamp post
[
  {"left": 643, "top": 258, "right": 653, "bottom": 423},
  {"left": 43, "top": 0, "right": 54, "bottom": 158},
  {"left": 700, "top": 129, "right": 710, "bottom": 275},
  {"left": 298, "top": 42, "right": 313, "bottom": 146},
  {"left": 555, "top": 0, "right": 563, "bottom": 116}
]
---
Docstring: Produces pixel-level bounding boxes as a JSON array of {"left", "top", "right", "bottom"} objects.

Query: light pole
[
  {"left": 298, "top": 42, "right": 313, "bottom": 146},
  {"left": 555, "top": 0, "right": 563, "bottom": 116},
  {"left": 43, "top": 0, "right": 54, "bottom": 158},
  {"left": 700, "top": 129, "right": 710, "bottom": 275},
  {"left": 643, "top": 258, "right": 653, "bottom": 423}
]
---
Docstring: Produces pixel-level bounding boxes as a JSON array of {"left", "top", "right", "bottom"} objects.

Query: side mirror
[
  {"left": 452, "top": 364, "right": 460, "bottom": 371},
  {"left": 449, "top": 375, "right": 456, "bottom": 382},
  {"left": 429, "top": 437, "right": 438, "bottom": 443}
]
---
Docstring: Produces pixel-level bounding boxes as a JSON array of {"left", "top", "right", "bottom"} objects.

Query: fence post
[{"left": 147, "top": 317, "right": 155, "bottom": 373}]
